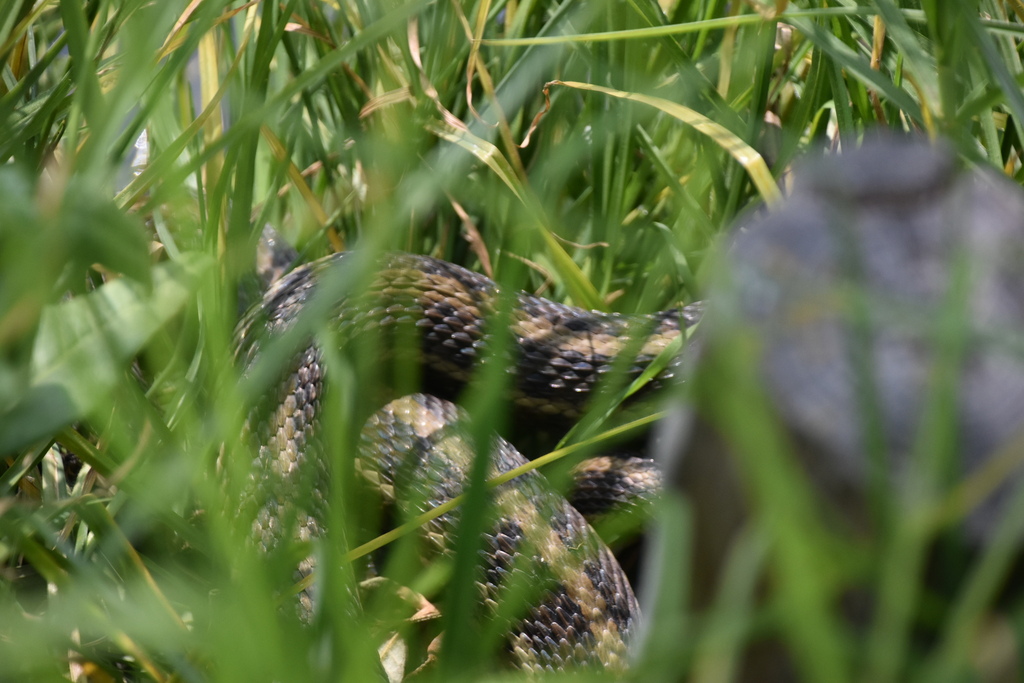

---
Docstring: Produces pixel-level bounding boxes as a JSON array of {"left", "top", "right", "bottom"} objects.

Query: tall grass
[{"left": 2, "top": 1, "right": 1024, "bottom": 681}]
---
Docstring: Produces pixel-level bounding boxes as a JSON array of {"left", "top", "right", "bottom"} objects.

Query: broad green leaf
[{"left": 0, "top": 254, "right": 211, "bottom": 453}]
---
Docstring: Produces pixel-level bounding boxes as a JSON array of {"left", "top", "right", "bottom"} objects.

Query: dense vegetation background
[{"left": 2, "top": 0, "right": 1024, "bottom": 681}]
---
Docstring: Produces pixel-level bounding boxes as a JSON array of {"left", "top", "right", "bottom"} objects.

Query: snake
[
  {"left": 235, "top": 250, "right": 703, "bottom": 673},
  {"left": 234, "top": 136, "right": 1024, "bottom": 677}
]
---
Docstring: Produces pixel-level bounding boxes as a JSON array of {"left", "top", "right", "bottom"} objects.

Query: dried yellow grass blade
[
  {"left": 260, "top": 125, "right": 331, "bottom": 232},
  {"left": 428, "top": 119, "right": 603, "bottom": 309},
  {"left": 427, "top": 120, "right": 523, "bottom": 202},
  {"left": 548, "top": 80, "right": 782, "bottom": 206}
]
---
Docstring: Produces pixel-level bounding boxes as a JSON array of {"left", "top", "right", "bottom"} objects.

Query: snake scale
[{"left": 235, "top": 251, "right": 703, "bottom": 672}]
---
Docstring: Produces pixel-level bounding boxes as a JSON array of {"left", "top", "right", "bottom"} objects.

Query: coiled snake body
[
  {"left": 238, "top": 136, "right": 1024, "bottom": 679},
  {"left": 236, "top": 251, "right": 702, "bottom": 672}
]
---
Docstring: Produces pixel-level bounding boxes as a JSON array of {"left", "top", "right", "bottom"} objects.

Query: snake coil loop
[{"left": 235, "top": 251, "right": 701, "bottom": 671}]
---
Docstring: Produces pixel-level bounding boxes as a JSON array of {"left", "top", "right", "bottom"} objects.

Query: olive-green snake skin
[{"left": 235, "top": 251, "right": 702, "bottom": 672}]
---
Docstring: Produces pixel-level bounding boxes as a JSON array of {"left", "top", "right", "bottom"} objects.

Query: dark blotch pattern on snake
[
  {"left": 361, "top": 393, "right": 637, "bottom": 671},
  {"left": 234, "top": 251, "right": 702, "bottom": 671}
]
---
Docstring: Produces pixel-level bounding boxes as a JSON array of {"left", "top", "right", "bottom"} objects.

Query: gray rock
[{"left": 679, "top": 135, "right": 1024, "bottom": 565}]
